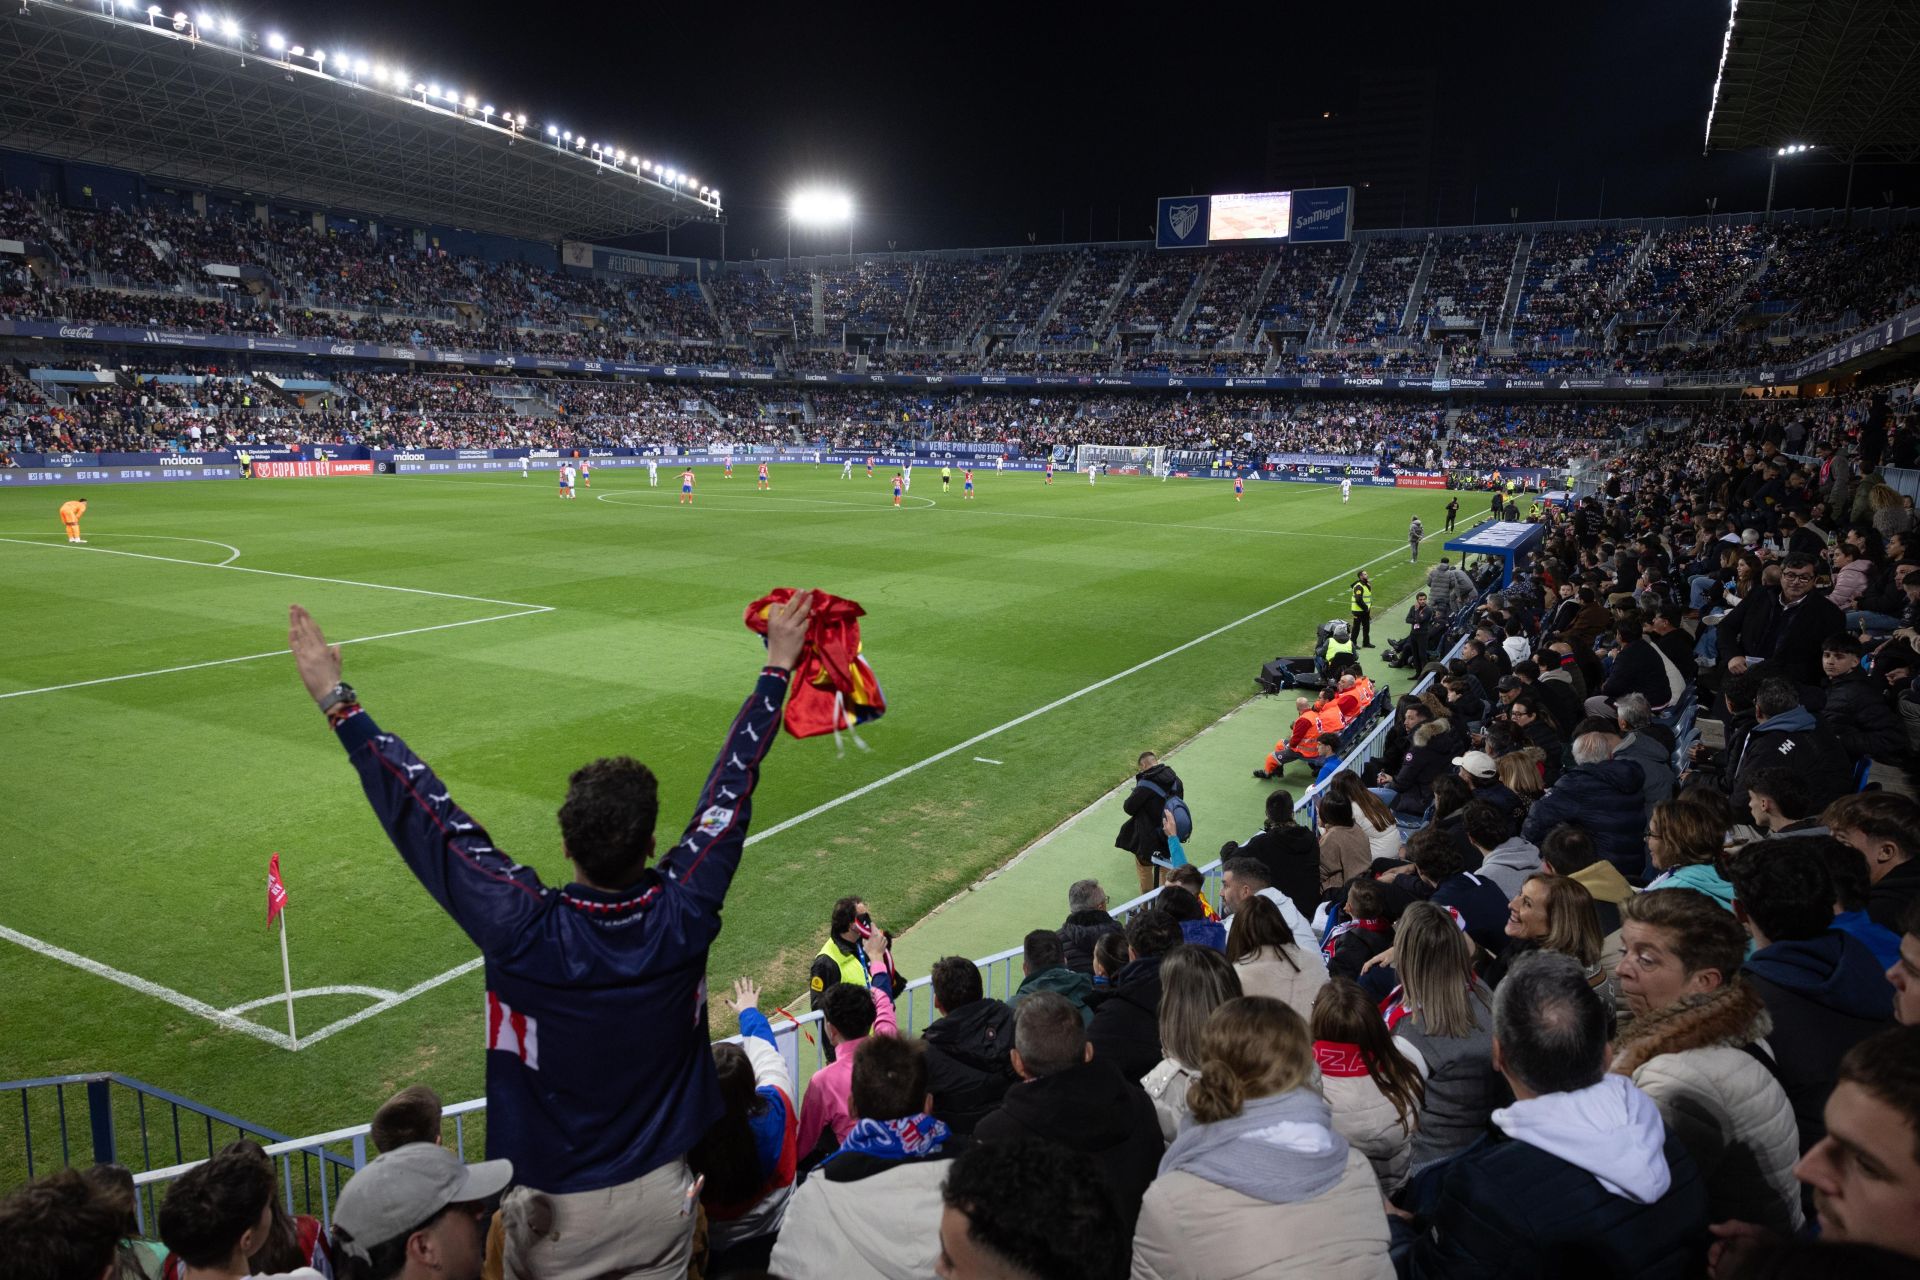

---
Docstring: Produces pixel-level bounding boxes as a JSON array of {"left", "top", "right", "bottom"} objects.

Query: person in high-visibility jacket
[
  {"left": 1349, "top": 571, "right": 1374, "bottom": 647},
  {"left": 58, "top": 498, "right": 87, "bottom": 543},
  {"left": 1321, "top": 621, "right": 1357, "bottom": 675},
  {"left": 1313, "top": 689, "right": 1347, "bottom": 737},
  {"left": 1256, "top": 697, "right": 1322, "bottom": 778}
]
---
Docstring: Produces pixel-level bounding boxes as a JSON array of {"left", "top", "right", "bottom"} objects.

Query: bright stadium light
[
  {"left": 561, "top": 129, "right": 572, "bottom": 141},
  {"left": 289, "top": 45, "right": 304, "bottom": 57},
  {"left": 195, "top": 10, "right": 213, "bottom": 27},
  {"left": 427, "top": 81, "right": 440, "bottom": 98},
  {"left": 463, "top": 94, "right": 476, "bottom": 109},
  {"left": 352, "top": 57, "right": 370, "bottom": 76},
  {"left": 265, "top": 30, "right": 283, "bottom": 50},
  {"left": 312, "top": 48, "right": 327, "bottom": 66},
  {"left": 788, "top": 188, "right": 855, "bottom": 262},
  {"left": 789, "top": 188, "right": 853, "bottom": 225},
  {"left": 219, "top": 17, "right": 238, "bottom": 37},
  {"left": 548, "top": 124, "right": 560, "bottom": 137}
]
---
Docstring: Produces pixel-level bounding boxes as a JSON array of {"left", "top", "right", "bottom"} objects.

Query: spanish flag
[{"left": 744, "top": 589, "right": 887, "bottom": 744}]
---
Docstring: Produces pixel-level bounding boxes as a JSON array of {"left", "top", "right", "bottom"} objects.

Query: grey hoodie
[
  {"left": 1159, "top": 1088, "right": 1352, "bottom": 1205},
  {"left": 1476, "top": 836, "right": 1543, "bottom": 899}
]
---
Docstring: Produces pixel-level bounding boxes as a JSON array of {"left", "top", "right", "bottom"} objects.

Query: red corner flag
[{"left": 267, "top": 853, "right": 289, "bottom": 927}]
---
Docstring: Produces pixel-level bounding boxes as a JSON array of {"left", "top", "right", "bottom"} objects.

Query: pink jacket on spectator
[
  {"left": 793, "top": 986, "right": 896, "bottom": 1159},
  {"left": 1829, "top": 558, "right": 1872, "bottom": 612}
]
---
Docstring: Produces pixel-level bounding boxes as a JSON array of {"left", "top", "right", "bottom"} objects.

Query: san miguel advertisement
[{"left": 252, "top": 460, "right": 376, "bottom": 478}]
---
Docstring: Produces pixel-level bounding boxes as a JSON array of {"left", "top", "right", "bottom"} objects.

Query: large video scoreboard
[{"left": 1155, "top": 186, "right": 1353, "bottom": 249}]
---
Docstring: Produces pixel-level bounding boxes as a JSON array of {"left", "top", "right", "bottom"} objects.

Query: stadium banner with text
[
  {"left": 0, "top": 465, "right": 243, "bottom": 486},
  {"left": 0, "top": 317, "right": 1686, "bottom": 393},
  {"left": 1395, "top": 473, "right": 1449, "bottom": 488},
  {"left": 251, "top": 459, "right": 375, "bottom": 478},
  {"left": 1289, "top": 187, "right": 1354, "bottom": 243}
]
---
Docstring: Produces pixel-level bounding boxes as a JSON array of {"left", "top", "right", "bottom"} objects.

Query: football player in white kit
[
  {"left": 520, "top": 454, "right": 529, "bottom": 478},
  {"left": 842, "top": 458, "right": 854, "bottom": 480},
  {"left": 1341, "top": 477, "right": 1352, "bottom": 503},
  {"left": 647, "top": 457, "right": 659, "bottom": 487}
]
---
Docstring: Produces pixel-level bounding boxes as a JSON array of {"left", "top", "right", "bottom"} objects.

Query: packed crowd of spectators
[
  {"left": 818, "top": 261, "right": 912, "bottom": 331},
  {"left": 14, "top": 396, "right": 1920, "bottom": 1280},
  {"left": 1509, "top": 228, "right": 1639, "bottom": 345},
  {"left": 1412, "top": 233, "right": 1517, "bottom": 332},
  {"left": 1338, "top": 242, "right": 1427, "bottom": 341},
  {"left": 1115, "top": 258, "right": 1203, "bottom": 333},
  {"left": 901, "top": 256, "right": 1002, "bottom": 345}
]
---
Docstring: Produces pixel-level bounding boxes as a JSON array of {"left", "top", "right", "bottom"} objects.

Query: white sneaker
[{"left": 73, "top": 539, "right": 87, "bottom": 544}]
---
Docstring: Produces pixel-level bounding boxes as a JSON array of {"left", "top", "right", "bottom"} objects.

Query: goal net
[{"left": 1075, "top": 444, "right": 1167, "bottom": 476}]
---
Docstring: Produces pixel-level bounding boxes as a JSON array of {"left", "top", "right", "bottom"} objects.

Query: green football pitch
[{"left": 0, "top": 465, "right": 1445, "bottom": 1139}]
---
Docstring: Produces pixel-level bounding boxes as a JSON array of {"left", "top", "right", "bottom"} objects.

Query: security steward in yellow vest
[
  {"left": 809, "top": 895, "right": 900, "bottom": 1010},
  {"left": 1321, "top": 621, "right": 1357, "bottom": 678},
  {"left": 1349, "top": 572, "right": 1375, "bottom": 648}
]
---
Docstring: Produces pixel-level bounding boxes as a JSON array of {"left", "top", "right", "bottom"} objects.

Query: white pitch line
[
  {"left": 0, "top": 607, "right": 552, "bottom": 700},
  {"left": 973, "top": 757, "right": 1004, "bottom": 765},
  {"left": 0, "top": 922, "right": 295, "bottom": 1050},
  {"left": 222, "top": 984, "right": 402, "bottom": 1016},
  {"left": 0, "top": 537, "right": 546, "bottom": 609},
  {"left": 0, "top": 531, "right": 244, "bottom": 565},
  {"left": 286, "top": 957, "right": 486, "bottom": 1050}
]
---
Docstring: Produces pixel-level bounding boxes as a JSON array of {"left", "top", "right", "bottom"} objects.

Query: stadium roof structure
[
  {"left": 1704, "top": 0, "right": 1920, "bottom": 163},
  {"left": 0, "top": 2, "right": 722, "bottom": 243}
]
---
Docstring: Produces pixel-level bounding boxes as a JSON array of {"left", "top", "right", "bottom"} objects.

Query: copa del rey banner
[{"left": 267, "top": 853, "right": 289, "bottom": 926}]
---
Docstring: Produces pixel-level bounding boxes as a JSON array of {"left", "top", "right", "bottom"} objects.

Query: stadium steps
[
  {"left": 1231, "top": 254, "right": 1283, "bottom": 346},
  {"left": 1029, "top": 253, "right": 1084, "bottom": 339},
  {"left": 1170, "top": 255, "right": 1215, "bottom": 339},
  {"left": 1087, "top": 250, "right": 1142, "bottom": 345},
  {"left": 698, "top": 278, "right": 732, "bottom": 342},
  {"left": 901, "top": 260, "right": 925, "bottom": 331},
  {"left": 1318, "top": 240, "right": 1369, "bottom": 345},
  {"left": 1496, "top": 233, "right": 1534, "bottom": 338},
  {"left": 810, "top": 273, "right": 826, "bottom": 338},
  {"left": 1397, "top": 235, "right": 1438, "bottom": 334},
  {"left": 1690, "top": 240, "right": 1777, "bottom": 341}
]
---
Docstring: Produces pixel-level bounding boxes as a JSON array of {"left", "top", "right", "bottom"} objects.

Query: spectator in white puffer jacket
[
  {"left": 1310, "top": 978, "right": 1424, "bottom": 1194},
  {"left": 1610, "top": 889, "right": 1805, "bottom": 1235}
]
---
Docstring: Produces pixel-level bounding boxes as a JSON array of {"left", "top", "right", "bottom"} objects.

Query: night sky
[{"left": 233, "top": 0, "right": 1916, "bottom": 257}]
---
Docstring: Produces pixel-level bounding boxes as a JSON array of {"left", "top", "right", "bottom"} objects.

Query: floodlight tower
[
  {"left": 788, "top": 188, "right": 854, "bottom": 265},
  {"left": 1765, "top": 144, "right": 1814, "bottom": 221}
]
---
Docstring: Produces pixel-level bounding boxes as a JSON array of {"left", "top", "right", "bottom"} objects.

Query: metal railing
[{"left": 0, "top": 1073, "right": 356, "bottom": 1233}]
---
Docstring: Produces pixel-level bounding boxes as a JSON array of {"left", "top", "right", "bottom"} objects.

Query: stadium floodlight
[
  {"left": 195, "top": 11, "right": 213, "bottom": 27},
  {"left": 371, "top": 63, "right": 387, "bottom": 82},
  {"left": 788, "top": 188, "right": 855, "bottom": 261},
  {"left": 463, "top": 94, "right": 477, "bottom": 110},
  {"left": 312, "top": 48, "right": 327, "bottom": 66},
  {"left": 264, "top": 29, "right": 282, "bottom": 49},
  {"left": 353, "top": 58, "right": 370, "bottom": 76},
  {"left": 561, "top": 129, "right": 572, "bottom": 141},
  {"left": 392, "top": 66, "right": 406, "bottom": 86},
  {"left": 548, "top": 124, "right": 560, "bottom": 137},
  {"left": 220, "top": 17, "right": 238, "bottom": 37},
  {"left": 427, "top": 81, "right": 441, "bottom": 98},
  {"left": 481, "top": 105, "right": 494, "bottom": 120},
  {"left": 614, "top": 148, "right": 625, "bottom": 162},
  {"left": 289, "top": 45, "right": 304, "bottom": 57},
  {"left": 516, "top": 113, "right": 527, "bottom": 126}
]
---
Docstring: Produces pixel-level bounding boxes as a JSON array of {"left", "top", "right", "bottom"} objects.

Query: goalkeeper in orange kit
[{"left": 59, "top": 498, "right": 88, "bottom": 543}]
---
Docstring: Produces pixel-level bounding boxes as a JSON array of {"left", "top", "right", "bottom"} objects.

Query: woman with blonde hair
[
  {"left": 1131, "top": 997, "right": 1394, "bottom": 1279},
  {"left": 1141, "top": 945, "right": 1244, "bottom": 1142},
  {"left": 1386, "top": 902, "right": 1506, "bottom": 1173},
  {"left": 1870, "top": 482, "right": 1913, "bottom": 541},
  {"left": 1225, "top": 893, "right": 1328, "bottom": 1024},
  {"left": 1491, "top": 873, "right": 1617, "bottom": 1024},
  {"left": 1495, "top": 750, "right": 1543, "bottom": 821},
  {"left": 1311, "top": 979, "right": 1425, "bottom": 1194},
  {"left": 1643, "top": 796, "right": 1735, "bottom": 910}
]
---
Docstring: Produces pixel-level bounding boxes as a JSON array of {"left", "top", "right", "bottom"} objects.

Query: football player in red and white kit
[
  {"left": 679, "top": 468, "right": 696, "bottom": 504},
  {"left": 757, "top": 462, "right": 770, "bottom": 490}
]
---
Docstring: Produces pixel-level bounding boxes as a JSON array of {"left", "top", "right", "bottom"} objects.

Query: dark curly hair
[
  {"left": 940, "top": 1141, "right": 1127, "bottom": 1280},
  {"left": 557, "top": 756, "right": 659, "bottom": 887}
]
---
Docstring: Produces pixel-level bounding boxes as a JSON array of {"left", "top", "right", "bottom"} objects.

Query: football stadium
[{"left": 5, "top": 0, "right": 1920, "bottom": 1275}]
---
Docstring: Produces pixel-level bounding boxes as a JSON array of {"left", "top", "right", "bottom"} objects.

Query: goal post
[{"left": 1074, "top": 444, "right": 1166, "bottom": 476}]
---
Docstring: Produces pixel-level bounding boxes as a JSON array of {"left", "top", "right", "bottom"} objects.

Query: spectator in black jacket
[
  {"left": 1232, "top": 788, "right": 1320, "bottom": 920},
  {"left": 1648, "top": 606, "right": 1697, "bottom": 674},
  {"left": 972, "top": 991, "right": 1164, "bottom": 1235},
  {"left": 1403, "top": 952, "right": 1709, "bottom": 1278},
  {"left": 1598, "top": 616, "right": 1683, "bottom": 714},
  {"left": 920, "top": 956, "right": 1017, "bottom": 1137},
  {"left": 1522, "top": 730, "right": 1649, "bottom": 880},
  {"left": 1721, "top": 552, "right": 1848, "bottom": 690},
  {"left": 1057, "top": 879, "right": 1123, "bottom": 974},
  {"left": 1088, "top": 907, "right": 1179, "bottom": 1083},
  {"left": 1730, "top": 840, "right": 1896, "bottom": 1154},
  {"left": 1116, "top": 752, "right": 1183, "bottom": 898},
  {"left": 1729, "top": 678, "right": 1855, "bottom": 815},
  {"left": 1506, "top": 696, "right": 1567, "bottom": 785},
  {"left": 1811, "top": 635, "right": 1906, "bottom": 766}
]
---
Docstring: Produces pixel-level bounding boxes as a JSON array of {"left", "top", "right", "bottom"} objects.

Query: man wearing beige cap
[
  {"left": 329, "top": 1143, "right": 513, "bottom": 1280},
  {"left": 1451, "top": 748, "right": 1522, "bottom": 830}
]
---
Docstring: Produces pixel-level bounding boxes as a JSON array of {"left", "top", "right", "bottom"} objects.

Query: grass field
[{"left": 0, "top": 464, "right": 1443, "bottom": 1146}]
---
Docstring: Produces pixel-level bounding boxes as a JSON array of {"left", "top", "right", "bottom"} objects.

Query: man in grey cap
[{"left": 330, "top": 1144, "right": 512, "bottom": 1280}]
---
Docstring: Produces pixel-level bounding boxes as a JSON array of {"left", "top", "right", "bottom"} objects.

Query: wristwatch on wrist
[{"left": 317, "top": 682, "right": 358, "bottom": 716}]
